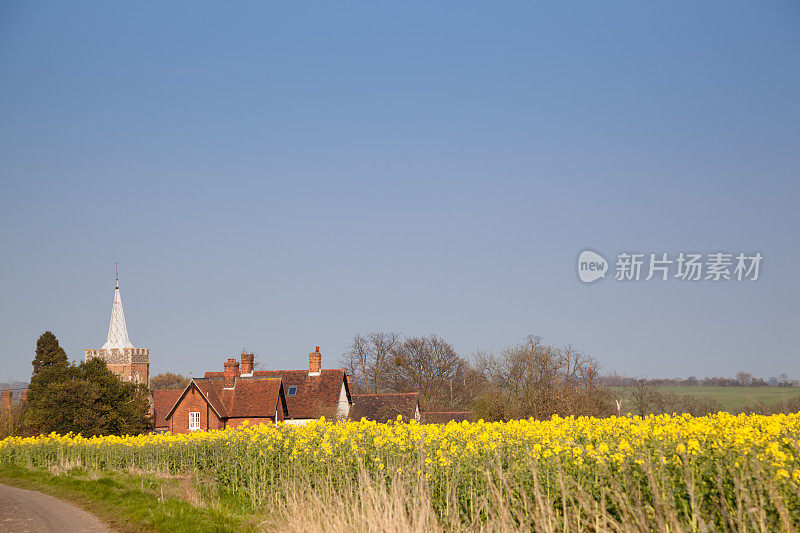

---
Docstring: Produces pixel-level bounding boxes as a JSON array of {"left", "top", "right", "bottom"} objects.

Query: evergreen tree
[
  {"left": 77, "top": 358, "right": 151, "bottom": 435},
  {"left": 26, "top": 331, "right": 71, "bottom": 425},
  {"left": 25, "top": 332, "right": 151, "bottom": 435},
  {"left": 31, "top": 331, "right": 68, "bottom": 375}
]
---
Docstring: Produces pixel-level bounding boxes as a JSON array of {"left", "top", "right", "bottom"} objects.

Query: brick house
[
  {"left": 152, "top": 389, "right": 182, "bottom": 433},
  {"left": 202, "top": 347, "right": 352, "bottom": 425},
  {"left": 162, "top": 362, "right": 289, "bottom": 433},
  {"left": 154, "top": 347, "right": 352, "bottom": 433},
  {"left": 349, "top": 392, "right": 421, "bottom": 423}
]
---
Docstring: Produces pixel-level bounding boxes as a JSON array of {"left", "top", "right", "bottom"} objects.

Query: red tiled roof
[
  {"left": 152, "top": 389, "right": 182, "bottom": 429},
  {"left": 349, "top": 393, "right": 419, "bottom": 422},
  {"left": 165, "top": 377, "right": 288, "bottom": 421},
  {"left": 204, "top": 369, "right": 349, "bottom": 419},
  {"left": 420, "top": 411, "right": 473, "bottom": 424},
  {"left": 196, "top": 377, "right": 286, "bottom": 419}
]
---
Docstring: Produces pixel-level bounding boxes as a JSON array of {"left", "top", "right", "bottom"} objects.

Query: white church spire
[{"left": 102, "top": 266, "right": 134, "bottom": 350}]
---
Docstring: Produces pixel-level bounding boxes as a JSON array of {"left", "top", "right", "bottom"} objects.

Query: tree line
[
  {"left": 601, "top": 372, "right": 799, "bottom": 388},
  {"left": 341, "top": 332, "right": 615, "bottom": 420},
  {"left": 620, "top": 378, "right": 800, "bottom": 418}
]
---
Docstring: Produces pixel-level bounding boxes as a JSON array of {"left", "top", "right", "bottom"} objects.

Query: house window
[
  {"left": 189, "top": 412, "right": 201, "bottom": 430},
  {"left": 287, "top": 386, "right": 298, "bottom": 396}
]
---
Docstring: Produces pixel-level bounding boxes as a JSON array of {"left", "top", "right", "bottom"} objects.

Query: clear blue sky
[{"left": 1, "top": 2, "right": 798, "bottom": 382}]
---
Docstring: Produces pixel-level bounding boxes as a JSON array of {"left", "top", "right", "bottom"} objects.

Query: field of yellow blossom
[{"left": 1, "top": 413, "right": 799, "bottom": 531}]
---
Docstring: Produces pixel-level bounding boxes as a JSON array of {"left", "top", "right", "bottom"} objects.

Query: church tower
[{"left": 85, "top": 270, "right": 150, "bottom": 386}]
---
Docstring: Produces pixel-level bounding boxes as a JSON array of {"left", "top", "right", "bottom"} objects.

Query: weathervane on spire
[{"left": 115, "top": 262, "right": 119, "bottom": 289}]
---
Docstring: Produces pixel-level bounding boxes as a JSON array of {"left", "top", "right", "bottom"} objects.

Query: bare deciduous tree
[
  {"left": 736, "top": 371, "right": 752, "bottom": 387},
  {"left": 341, "top": 332, "right": 400, "bottom": 394},
  {"left": 149, "top": 372, "right": 189, "bottom": 390},
  {"left": 630, "top": 379, "right": 657, "bottom": 417},
  {"left": 473, "top": 336, "right": 612, "bottom": 420},
  {"left": 391, "top": 334, "right": 467, "bottom": 410}
]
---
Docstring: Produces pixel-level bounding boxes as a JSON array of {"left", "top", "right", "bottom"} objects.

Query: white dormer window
[
  {"left": 189, "top": 411, "right": 200, "bottom": 430},
  {"left": 287, "top": 386, "right": 298, "bottom": 396}
]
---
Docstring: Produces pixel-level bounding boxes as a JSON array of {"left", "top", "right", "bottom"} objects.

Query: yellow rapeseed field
[{"left": 1, "top": 413, "right": 799, "bottom": 530}]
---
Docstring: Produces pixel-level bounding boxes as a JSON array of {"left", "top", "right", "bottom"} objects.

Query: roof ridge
[
  {"left": 354, "top": 392, "right": 418, "bottom": 396},
  {"left": 205, "top": 368, "right": 346, "bottom": 375}
]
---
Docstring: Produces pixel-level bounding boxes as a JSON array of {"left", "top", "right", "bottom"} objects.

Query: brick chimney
[
  {"left": 1, "top": 390, "right": 12, "bottom": 412},
  {"left": 309, "top": 346, "right": 321, "bottom": 375},
  {"left": 20, "top": 390, "right": 27, "bottom": 402},
  {"left": 224, "top": 357, "right": 240, "bottom": 388},
  {"left": 224, "top": 358, "right": 240, "bottom": 378},
  {"left": 241, "top": 352, "right": 254, "bottom": 375}
]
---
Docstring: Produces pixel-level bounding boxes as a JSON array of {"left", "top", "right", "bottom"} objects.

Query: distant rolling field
[{"left": 611, "top": 386, "right": 800, "bottom": 410}]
